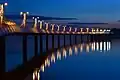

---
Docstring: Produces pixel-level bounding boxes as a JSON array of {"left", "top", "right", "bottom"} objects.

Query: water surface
[{"left": 39, "top": 40, "right": 120, "bottom": 80}]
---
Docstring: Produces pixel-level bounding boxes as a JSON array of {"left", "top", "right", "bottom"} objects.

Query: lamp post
[
  {"left": 45, "top": 22, "right": 49, "bottom": 30},
  {"left": 51, "top": 24, "right": 55, "bottom": 33},
  {"left": 75, "top": 28, "right": 77, "bottom": 32},
  {"left": 96, "top": 28, "right": 99, "bottom": 34},
  {"left": 63, "top": 26, "right": 66, "bottom": 33},
  {"left": 57, "top": 25, "right": 60, "bottom": 32},
  {"left": 20, "top": 12, "right": 29, "bottom": 28},
  {"left": 0, "top": 2, "right": 8, "bottom": 26},
  {"left": 51, "top": 24, "right": 55, "bottom": 31},
  {"left": 80, "top": 28, "right": 83, "bottom": 34},
  {"left": 91, "top": 28, "right": 94, "bottom": 34},
  {"left": 86, "top": 28, "right": 89, "bottom": 34},
  {"left": 33, "top": 17, "right": 39, "bottom": 28},
  {"left": 100, "top": 29, "right": 103, "bottom": 34},
  {"left": 69, "top": 27, "right": 72, "bottom": 32},
  {"left": 38, "top": 20, "right": 43, "bottom": 29}
]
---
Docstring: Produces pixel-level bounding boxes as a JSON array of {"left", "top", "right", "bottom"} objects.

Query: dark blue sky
[{"left": 2, "top": 0, "right": 120, "bottom": 22}]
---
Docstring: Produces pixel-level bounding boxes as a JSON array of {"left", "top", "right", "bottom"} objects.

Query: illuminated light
[
  {"left": 75, "top": 46, "right": 78, "bottom": 54},
  {"left": 51, "top": 31, "right": 54, "bottom": 34},
  {"left": 32, "top": 17, "right": 35, "bottom": 19},
  {"left": 96, "top": 42, "right": 99, "bottom": 51},
  {"left": 26, "top": 12, "right": 29, "bottom": 15},
  {"left": 100, "top": 42, "right": 103, "bottom": 51},
  {"left": 4, "top": 3, "right": 8, "bottom": 6},
  {"left": 72, "top": 32, "right": 75, "bottom": 34},
  {"left": 7, "top": 27, "right": 11, "bottom": 32},
  {"left": 104, "top": 29, "right": 106, "bottom": 32},
  {"left": 108, "top": 42, "right": 111, "bottom": 50},
  {"left": 61, "top": 31, "right": 64, "bottom": 34},
  {"left": 33, "top": 72, "right": 35, "bottom": 80},
  {"left": 93, "top": 42, "right": 95, "bottom": 51},
  {"left": 38, "top": 72, "right": 40, "bottom": 80},
  {"left": 38, "top": 20, "right": 43, "bottom": 29},
  {"left": 89, "top": 32, "right": 92, "bottom": 34},
  {"left": 80, "top": 28, "right": 83, "bottom": 34},
  {"left": 80, "top": 44, "right": 83, "bottom": 52},
  {"left": 75, "top": 28, "right": 77, "bottom": 32},
  {"left": 45, "top": 58, "right": 50, "bottom": 67},
  {"left": 40, "top": 64, "right": 45, "bottom": 72},
  {"left": 96, "top": 28, "right": 99, "bottom": 33},
  {"left": 63, "top": 26, "right": 66, "bottom": 32},
  {"left": 63, "top": 48, "right": 67, "bottom": 58},
  {"left": 69, "top": 47, "right": 72, "bottom": 56},
  {"left": 56, "top": 31, "right": 59, "bottom": 34},
  {"left": 46, "top": 30, "right": 50, "bottom": 34},
  {"left": 46, "top": 58, "right": 50, "bottom": 67},
  {"left": 33, "top": 69, "right": 40, "bottom": 80},
  {"left": 69, "top": 27, "right": 72, "bottom": 32},
  {"left": 91, "top": 28, "right": 94, "bottom": 32},
  {"left": 20, "top": 12, "right": 29, "bottom": 28},
  {"left": 45, "top": 22, "right": 49, "bottom": 30},
  {"left": 78, "top": 32, "right": 80, "bottom": 34},
  {"left": 80, "top": 28, "right": 83, "bottom": 32},
  {"left": 91, "top": 43, "right": 94, "bottom": 51},
  {"left": 104, "top": 42, "right": 106, "bottom": 51},
  {"left": 107, "top": 42, "right": 109, "bottom": 51},
  {"left": 10, "top": 27, "right": 13, "bottom": 32},
  {"left": 86, "top": 28, "right": 89, "bottom": 33},
  {"left": 11, "top": 26, "right": 15, "bottom": 32},
  {"left": 20, "top": 12, "right": 23, "bottom": 15},
  {"left": 33, "top": 70, "right": 37, "bottom": 80},
  {"left": 57, "top": 50, "right": 61, "bottom": 60},
  {"left": 51, "top": 24, "right": 55, "bottom": 31},
  {"left": 86, "top": 44, "right": 89, "bottom": 52},
  {"left": 92, "top": 32, "right": 95, "bottom": 34},
  {"left": 37, "top": 17, "right": 39, "bottom": 19},
  {"left": 42, "top": 29, "right": 46, "bottom": 33},
  {"left": 51, "top": 54, "right": 55, "bottom": 63},
  {"left": 33, "top": 18, "right": 38, "bottom": 28},
  {"left": 100, "top": 29, "right": 103, "bottom": 32},
  {"left": 66, "top": 32, "right": 69, "bottom": 34}
]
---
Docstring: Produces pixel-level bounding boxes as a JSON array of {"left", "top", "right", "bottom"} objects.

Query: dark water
[
  {"left": 4, "top": 35, "right": 120, "bottom": 80},
  {"left": 39, "top": 40, "right": 120, "bottom": 80},
  {"left": 5, "top": 35, "right": 75, "bottom": 72}
]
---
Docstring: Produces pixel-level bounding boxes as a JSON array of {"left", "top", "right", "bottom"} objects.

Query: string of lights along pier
[{"left": 0, "top": 2, "right": 111, "bottom": 35}]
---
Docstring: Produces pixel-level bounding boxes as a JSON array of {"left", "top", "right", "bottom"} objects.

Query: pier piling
[{"left": 0, "top": 36, "right": 6, "bottom": 73}]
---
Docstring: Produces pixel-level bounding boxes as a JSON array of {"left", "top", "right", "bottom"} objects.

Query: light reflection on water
[{"left": 33, "top": 40, "right": 112, "bottom": 80}]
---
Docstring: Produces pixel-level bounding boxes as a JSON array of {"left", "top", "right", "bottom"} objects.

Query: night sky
[{"left": 2, "top": 0, "right": 120, "bottom": 22}]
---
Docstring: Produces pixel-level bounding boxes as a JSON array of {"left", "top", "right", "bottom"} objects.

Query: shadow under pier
[{"left": 0, "top": 32, "right": 112, "bottom": 80}]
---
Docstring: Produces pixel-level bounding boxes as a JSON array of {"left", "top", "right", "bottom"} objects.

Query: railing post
[
  {"left": 91, "top": 34, "right": 93, "bottom": 42},
  {"left": 78, "top": 34, "right": 80, "bottom": 44},
  {"left": 81, "top": 34, "right": 83, "bottom": 43},
  {"left": 22, "top": 35, "right": 27, "bottom": 63},
  {"left": 40, "top": 34, "right": 43, "bottom": 54},
  {"left": 52, "top": 34, "right": 54, "bottom": 49},
  {"left": 87, "top": 34, "right": 89, "bottom": 41},
  {"left": 58, "top": 34, "right": 60, "bottom": 48},
  {"left": 0, "top": 36, "right": 6, "bottom": 73},
  {"left": 70, "top": 34, "right": 72, "bottom": 46},
  {"left": 75, "top": 35, "right": 77, "bottom": 44},
  {"left": 34, "top": 35, "right": 38, "bottom": 56},
  {"left": 64, "top": 34, "right": 66, "bottom": 47},
  {"left": 46, "top": 34, "right": 48, "bottom": 51}
]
